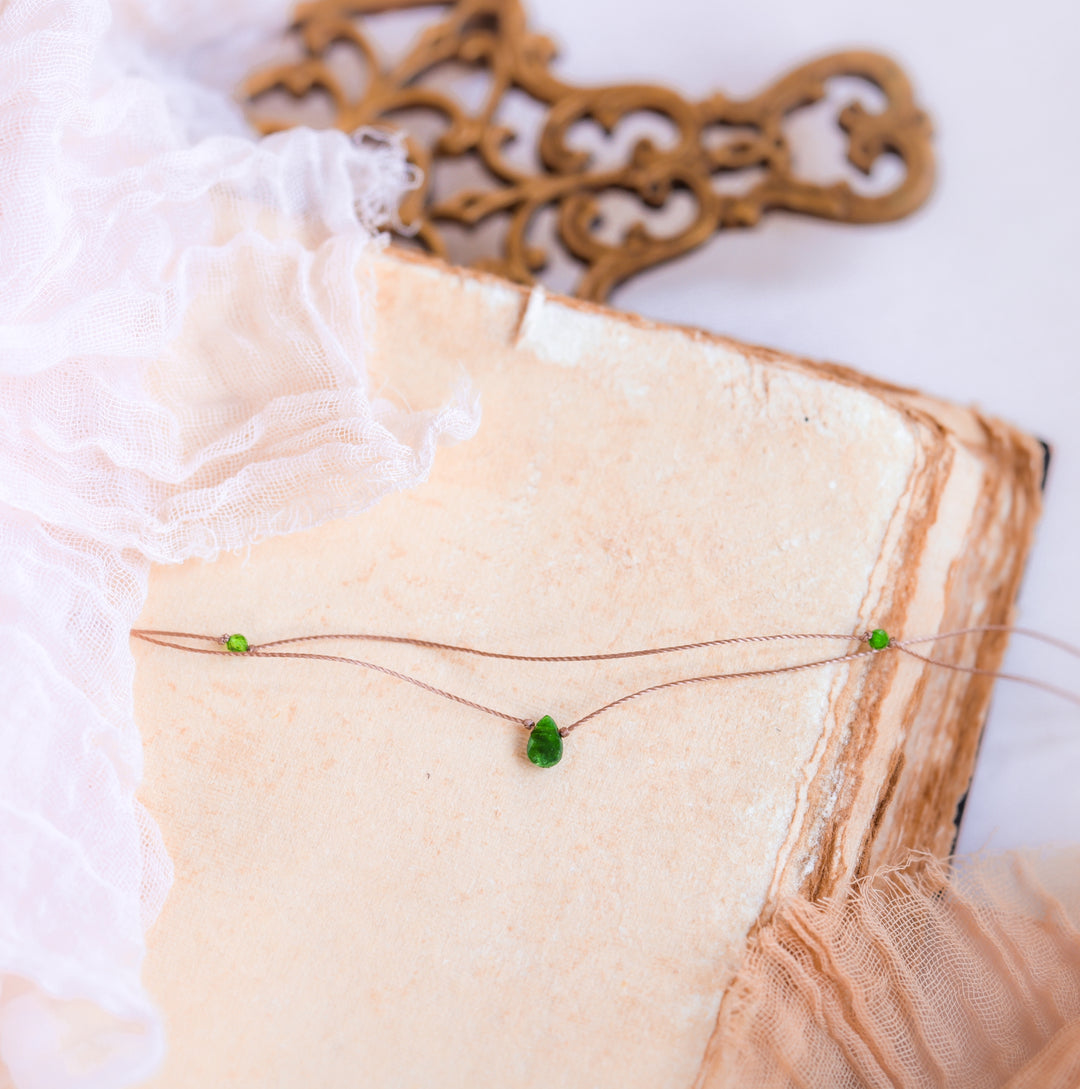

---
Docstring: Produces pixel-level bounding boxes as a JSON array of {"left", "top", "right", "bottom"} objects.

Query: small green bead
[
  {"left": 225, "top": 633, "right": 249, "bottom": 654},
  {"left": 527, "top": 715, "right": 563, "bottom": 767},
  {"left": 868, "top": 628, "right": 890, "bottom": 650}
]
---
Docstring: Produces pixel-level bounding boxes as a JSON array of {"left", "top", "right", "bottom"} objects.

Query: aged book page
[{"left": 133, "top": 251, "right": 1042, "bottom": 1088}]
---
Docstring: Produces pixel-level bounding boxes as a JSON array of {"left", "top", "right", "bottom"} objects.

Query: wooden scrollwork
[{"left": 243, "top": 0, "right": 934, "bottom": 302}]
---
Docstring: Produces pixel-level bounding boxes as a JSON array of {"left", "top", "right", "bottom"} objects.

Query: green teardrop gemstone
[
  {"left": 527, "top": 715, "right": 563, "bottom": 767},
  {"left": 225, "top": 633, "right": 249, "bottom": 653}
]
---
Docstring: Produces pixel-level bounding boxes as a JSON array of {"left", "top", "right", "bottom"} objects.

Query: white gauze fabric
[{"left": 0, "top": 1, "right": 479, "bottom": 1085}]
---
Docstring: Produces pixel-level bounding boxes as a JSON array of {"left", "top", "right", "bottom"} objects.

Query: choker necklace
[{"left": 130, "top": 624, "right": 1080, "bottom": 767}]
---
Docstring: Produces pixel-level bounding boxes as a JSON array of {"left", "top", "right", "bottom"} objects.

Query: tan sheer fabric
[{"left": 702, "top": 851, "right": 1080, "bottom": 1088}]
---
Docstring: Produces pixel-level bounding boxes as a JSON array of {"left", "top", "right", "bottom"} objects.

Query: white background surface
[{"left": 506, "top": 0, "right": 1080, "bottom": 852}]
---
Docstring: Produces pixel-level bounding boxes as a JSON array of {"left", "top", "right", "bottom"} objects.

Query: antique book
[{"left": 133, "top": 249, "right": 1043, "bottom": 1088}]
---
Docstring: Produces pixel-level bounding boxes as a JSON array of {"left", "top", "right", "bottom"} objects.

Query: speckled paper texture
[{"left": 134, "top": 251, "right": 1042, "bottom": 1088}]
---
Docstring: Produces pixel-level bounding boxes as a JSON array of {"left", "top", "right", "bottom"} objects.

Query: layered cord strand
[{"left": 130, "top": 624, "right": 1080, "bottom": 736}]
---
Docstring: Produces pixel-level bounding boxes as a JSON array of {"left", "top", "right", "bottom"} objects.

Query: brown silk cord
[
  {"left": 892, "top": 644, "right": 1080, "bottom": 708},
  {"left": 131, "top": 634, "right": 529, "bottom": 726},
  {"left": 895, "top": 625, "right": 1080, "bottom": 659},
  {"left": 248, "top": 648, "right": 530, "bottom": 727},
  {"left": 559, "top": 649, "right": 876, "bottom": 734},
  {"left": 246, "top": 630, "right": 858, "bottom": 661},
  {"left": 130, "top": 624, "right": 1080, "bottom": 736},
  {"left": 133, "top": 634, "right": 242, "bottom": 655}
]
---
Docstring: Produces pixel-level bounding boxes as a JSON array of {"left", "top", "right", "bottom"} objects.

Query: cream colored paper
[{"left": 134, "top": 252, "right": 1042, "bottom": 1087}]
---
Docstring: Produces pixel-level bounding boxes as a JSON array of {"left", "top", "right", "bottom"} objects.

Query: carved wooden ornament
[{"left": 243, "top": 0, "right": 935, "bottom": 302}]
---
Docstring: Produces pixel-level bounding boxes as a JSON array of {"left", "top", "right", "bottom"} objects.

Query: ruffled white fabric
[{"left": 0, "top": 1, "right": 478, "bottom": 1085}]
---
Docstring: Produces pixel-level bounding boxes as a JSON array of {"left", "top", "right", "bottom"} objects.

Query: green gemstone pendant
[
  {"left": 527, "top": 715, "right": 563, "bottom": 767},
  {"left": 225, "top": 633, "right": 249, "bottom": 653},
  {"left": 868, "top": 629, "right": 890, "bottom": 650}
]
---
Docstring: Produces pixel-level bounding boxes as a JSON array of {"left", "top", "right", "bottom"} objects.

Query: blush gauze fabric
[
  {"left": 0, "top": 1, "right": 476, "bottom": 1085},
  {"left": 704, "top": 852, "right": 1080, "bottom": 1088}
]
